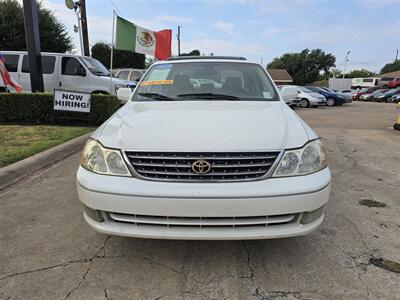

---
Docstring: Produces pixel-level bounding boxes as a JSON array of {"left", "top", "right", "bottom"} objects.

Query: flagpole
[{"left": 110, "top": 10, "right": 116, "bottom": 94}]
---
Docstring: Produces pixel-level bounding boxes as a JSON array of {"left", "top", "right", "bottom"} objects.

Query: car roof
[
  {"left": 1, "top": 50, "right": 89, "bottom": 58},
  {"left": 167, "top": 55, "right": 247, "bottom": 61},
  {"left": 154, "top": 56, "right": 251, "bottom": 66}
]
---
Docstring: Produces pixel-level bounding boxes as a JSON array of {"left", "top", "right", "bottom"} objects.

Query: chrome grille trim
[
  {"left": 124, "top": 151, "right": 282, "bottom": 182},
  {"left": 107, "top": 212, "right": 298, "bottom": 229}
]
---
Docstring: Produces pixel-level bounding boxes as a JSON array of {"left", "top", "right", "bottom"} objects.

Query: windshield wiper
[
  {"left": 138, "top": 92, "right": 176, "bottom": 101},
  {"left": 177, "top": 93, "right": 240, "bottom": 100}
]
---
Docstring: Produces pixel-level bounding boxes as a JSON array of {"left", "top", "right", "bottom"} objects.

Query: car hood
[{"left": 95, "top": 101, "right": 311, "bottom": 151}]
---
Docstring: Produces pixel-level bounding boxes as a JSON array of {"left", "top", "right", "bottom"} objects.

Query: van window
[
  {"left": 22, "top": 55, "right": 56, "bottom": 74},
  {"left": 130, "top": 71, "right": 142, "bottom": 81},
  {"left": 363, "top": 79, "right": 373, "bottom": 83},
  {"left": 117, "top": 71, "right": 129, "bottom": 80},
  {"left": 3, "top": 54, "right": 19, "bottom": 72},
  {"left": 62, "top": 57, "right": 85, "bottom": 76}
]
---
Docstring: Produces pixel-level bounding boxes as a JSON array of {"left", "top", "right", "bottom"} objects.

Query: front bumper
[{"left": 77, "top": 167, "right": 331, "bottom": 240}]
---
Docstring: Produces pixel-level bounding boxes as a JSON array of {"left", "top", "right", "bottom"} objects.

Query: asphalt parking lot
[{"left": 1, "top": 102, "right": 399, "bottom": 300}]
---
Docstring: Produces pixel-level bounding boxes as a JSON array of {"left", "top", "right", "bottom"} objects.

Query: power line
[{"left": 108, "top": 0, "right": 122, "bottom": 16}]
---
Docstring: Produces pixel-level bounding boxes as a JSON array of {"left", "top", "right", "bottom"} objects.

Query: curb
[{"left": 0, "top": 132, "right": 92, "bottom": 191}]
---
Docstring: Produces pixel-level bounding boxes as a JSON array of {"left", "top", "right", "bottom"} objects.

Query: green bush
[{"left": 0, "top": 93, "right": 120, "bottom": 125}]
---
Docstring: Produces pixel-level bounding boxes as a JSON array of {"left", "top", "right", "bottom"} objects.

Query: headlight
[
  {"left": 80, "top": 139, "right": 131, "bottom": 176},
  {"left": 273, "top": 139, "right": 327, "bottom": 177}
]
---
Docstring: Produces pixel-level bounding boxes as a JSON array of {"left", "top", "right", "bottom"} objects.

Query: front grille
[
  {"left": 107, "top": 212, "right": 299, "bottom": 229},
  {"left": 125, "top": 151, "right": 281, "bottom": 182}
]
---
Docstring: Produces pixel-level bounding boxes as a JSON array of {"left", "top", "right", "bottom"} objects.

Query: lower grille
[
  {"left": 125, "top": 151, "right": 280, "bottom": 182},
  {"left": 107, "top": 213, "right": 298, "bottom": 229}
]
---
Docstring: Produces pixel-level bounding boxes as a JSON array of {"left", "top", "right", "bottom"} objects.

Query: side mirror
[{"left": 117, "top": 87, "right": 133, "bottom": 103}]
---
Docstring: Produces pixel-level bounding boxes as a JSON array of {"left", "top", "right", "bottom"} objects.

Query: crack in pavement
[
  {"left": 91, "top": 273, "right": 110, "bottom": 300},
  {"left": 64, "top": 235, "right": 112, "bottom": 299},
  {"left": 242, "top": 241, "right": 265, "bottom": 300},
  {"left": 340, "top": 215, "right": 373, "bottom": 300},
  {"left": 0, "top": 258, "right": 90, "bottom": 281}
]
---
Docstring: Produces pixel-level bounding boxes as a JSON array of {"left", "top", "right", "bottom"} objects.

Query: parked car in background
[
  {"left": 296, "top": 86, "right": 326, "bottom": 107},
  {"left": 359, "top": 89, "right": 389, "bottom": 101},
  {"left": 305, "top": 86, "right": 345, "bottom": 106},
  {"left": 0, "top": 51, "right": 131, "bottom": 95},
  {"left": 325, "top": 88, "right": 357, "bottom": 103},
  {"left": 113, "top": 68, "right": 145, "bottom": 82},
  {"left": 352, "top": 87, "right": 377, "bottom": 100},
  {"left": 378, "top": 77, "right": 395, "bottom": 88},
  {"left": 374, "top": 88, "right": 400, "bottom": 102},
  {"left": 391, "top": 94, "right": 400, "bottom": 103},
  {"left": 322, "top": 87, "right": 352, "bottom": 103},
  {"left": 277, "top": 85, "right": 300, "bottom": 107},
  {"left": 351, "top": 77, "right": 380, "bottom": 90},
  {"left": 387, "top": 78, "right": 400, "bottom": 88}
]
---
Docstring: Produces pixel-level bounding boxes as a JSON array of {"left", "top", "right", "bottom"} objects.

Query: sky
[{"left": 42, "top": 0, "right": 400, "bottom": 73}]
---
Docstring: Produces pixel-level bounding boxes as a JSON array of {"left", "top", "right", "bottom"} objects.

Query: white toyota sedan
[{"left": 77, "top": 56, "right": 331, "bottom": 240}]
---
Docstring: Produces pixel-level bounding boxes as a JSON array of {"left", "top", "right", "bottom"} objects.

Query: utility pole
[
  {"left": 80, "top": 0, "right": 90, "bottom": 56},
  {"left": 177, "top": 26, "right": 181, "bottom": 56},
  {"left": 396, "top": 49, "right": 399, "bottom": 61},
  {"left": 342, "top": 50, "right": 351, "bottom": 89},
  {"left": 22, "top": 0, "right": 44, "bottom": 92}
]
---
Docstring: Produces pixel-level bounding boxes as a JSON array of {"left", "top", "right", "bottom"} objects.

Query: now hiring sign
[{"left": 53, "top": 89, "right": 91, "bottom": 113}]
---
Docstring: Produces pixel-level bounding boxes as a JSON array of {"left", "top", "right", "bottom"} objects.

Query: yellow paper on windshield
[{"left": 140, "top": 80, "right": 174, "bottom": 86}]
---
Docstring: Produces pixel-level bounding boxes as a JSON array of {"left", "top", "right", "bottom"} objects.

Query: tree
[
  {"left": 0, "top": 0, "right": 73, "bottom": 53},
  {"left": 380, "top": 60, "right": 400, "bottom": 74},
  {"left": 267, "top": 49, "right": 336, "bottom": 85},
  {"left": 345, "top": 69, "right": 376, "bottom": 78},
  {"left": 181, "top": 49, "right": 200, "bottom": 56},
  {"left": 91, "top": 42, "right": 145, "bottom": 69}
]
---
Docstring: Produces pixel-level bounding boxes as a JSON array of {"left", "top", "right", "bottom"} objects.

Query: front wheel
[
  {"left": 299, "top": 98, "right": 309, "bottom": 108},
  {"left": 326, "top": 98, "right": 335, "bottom": 107}
]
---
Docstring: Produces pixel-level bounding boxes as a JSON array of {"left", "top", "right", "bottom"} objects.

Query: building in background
[{"left": 267, "top": 69, "right": 293, "bottom": 85}]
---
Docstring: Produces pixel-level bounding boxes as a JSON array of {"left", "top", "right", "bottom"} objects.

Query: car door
[
  {"left": 19, "top": 55, "right": 57, "bottom": 92},
  {"left": 58, "top": 56, "right": 89, "bottom": 92}
]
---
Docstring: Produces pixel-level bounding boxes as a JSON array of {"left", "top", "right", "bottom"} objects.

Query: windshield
[
  {"left": 297, "top": 86, "right": 313, "bottom": 93},
  {"left": 80, "top": 57, "right": 110, "bottom": 76},
  {"left": 305, "top": 86, "right": 321, "bottom": 93},
  {"left": 133, "top": 62, "right": 278, "bottom": 101}
]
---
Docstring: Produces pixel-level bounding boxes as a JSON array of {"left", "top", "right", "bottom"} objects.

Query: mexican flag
[{"left": 115, "top": 16, "right": 172, "bottom": 60}]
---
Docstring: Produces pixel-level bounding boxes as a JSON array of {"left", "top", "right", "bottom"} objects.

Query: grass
[{"left": 0, "top": 125, "right": 93, "bottom": 167}]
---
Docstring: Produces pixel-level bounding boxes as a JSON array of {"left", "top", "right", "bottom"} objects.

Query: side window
[
  {"left": 3, "top": 54, "right": 19, "bottom": 72},
  {"left": 280, "top": 87, "right": 289, "bottom": 95},
  {"left": 117, "top": 70, "right": 129, "bottom": 80},
  {"left": 62, "top": 57, "right": 86, "bottom": 76},
  {"left": 22, "top": 55, "right": 56, "bottom": 74},
  {"left": 130, "top": 71, "right": 142, "bottom": 81}
]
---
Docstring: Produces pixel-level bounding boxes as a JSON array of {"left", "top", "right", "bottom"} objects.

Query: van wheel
[
  {"left": 326, "top": 98, "right": 335, "bottom": 107},
  {"left": 299, "top": 98, "right": 309, "bottom": 108}
]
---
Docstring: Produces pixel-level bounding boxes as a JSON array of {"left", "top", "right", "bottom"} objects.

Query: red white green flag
[{"left": 115, "top": 16, "right": 172, "bottom": 60}]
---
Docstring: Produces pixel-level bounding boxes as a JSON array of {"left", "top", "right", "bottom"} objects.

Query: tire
[
  {"left": 394, "top": 123, "right": 400, "bottom": 130},
  {"left": 326, "top": 98, "right": 335, "bottom": 107},
  {"left": 299, "top": 98, "right": 309, "bottom": 108}
]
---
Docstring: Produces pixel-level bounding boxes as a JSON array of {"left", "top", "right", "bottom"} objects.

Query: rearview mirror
[{"left": 117, "top": 88, "right": 133, "bottom": 103}]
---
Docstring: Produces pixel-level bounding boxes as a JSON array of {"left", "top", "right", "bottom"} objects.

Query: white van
[
  {"left": 113, "top": 68, "right": 145, "bottom": 82},
  {"left": 351, "top": 77, "right": 380, "bottom": 90},
  {"left": 0, "top": 51, "right": 132, "bottom": 95}
]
